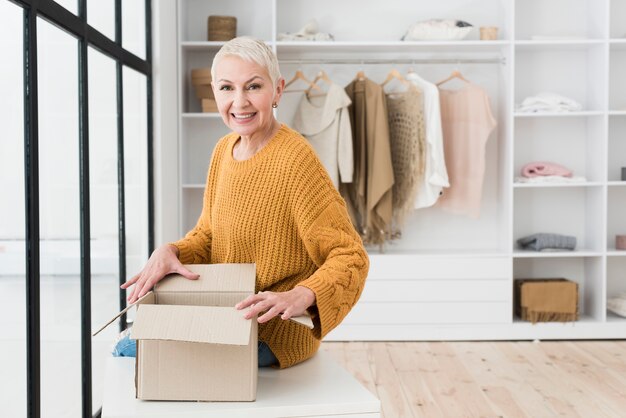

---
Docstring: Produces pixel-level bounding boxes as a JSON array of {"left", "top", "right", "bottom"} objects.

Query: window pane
[
  {"left": 54, "top": 0, "right": 78, "bottom": 15},
  {"left": 0, "top": 3, "right": 26, "bottom": 418},
  {"left": 88, "top": 0, "right": 115, "bottom": 41},
  {"left": 122, "top": 0, "right": 146, "bottom": 59},
  {"left": 87, "top": 46, "right": 119, "bottom": 415},
  {"left": 122, "top": 66, "right": 148, "bottom": 301},
  {"left": 37, "top": 17, "right": 81, "bottom": 418}
]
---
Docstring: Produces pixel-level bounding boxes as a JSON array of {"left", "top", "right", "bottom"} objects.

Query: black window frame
[{"left": 5, "top": 1, "right": 154, "bottom": 417}]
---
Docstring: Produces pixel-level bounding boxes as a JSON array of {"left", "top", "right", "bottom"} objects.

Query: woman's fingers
[
  {"left": 132, "top": 278, "right": 155, "bottom": 303},
  {"left": 236, "top": 293, "right": 266, "bottom": 310},
  {"left": 177, "top": 265, "right": 200, "bottom": 280},
  {"left": 257, "top": 306, "right": 282, "bottom": 324},
  {"left": 120, "top": 273, "right": 140, "bottom": 289}
]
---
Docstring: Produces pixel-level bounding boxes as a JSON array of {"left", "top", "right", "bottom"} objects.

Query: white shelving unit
[{"left": 171, "top": 0, "right": 626, "bottom": 340}]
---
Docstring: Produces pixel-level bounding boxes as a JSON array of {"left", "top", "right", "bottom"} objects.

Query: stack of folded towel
[
  {"left": 515, "top": 161, "right": 586, "bottom": 184},
  {"left": 517, "top": 233, "right": 577, "bottom": 251},
  {"left": 278, "top": 20, "right": 334, "bottom": 41},
  {"left": 608, "top": 293, "right": 626, "bottom": 318},
  {"left": 516, "top": 92, "right": 582, "bottom": 113}
]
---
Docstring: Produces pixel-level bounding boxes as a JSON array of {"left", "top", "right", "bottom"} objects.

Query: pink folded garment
[{"left": 521, "top": 162, "right": 573, "bottom": 178}]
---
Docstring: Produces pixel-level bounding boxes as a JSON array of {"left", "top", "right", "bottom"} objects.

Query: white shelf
[
  {"left": 515, "top": 39, "right": 605, "bottom": 51},
  {"left": 182, "top": 184, "right": 205, "bottom": 189},
  {"left": 512, "top": 315, "right": 599, "bottom": 325},
  {"left": 610, "top": 39, "right": 626, "bottom": 50},
  {"left": 514, "top": 111, "right": 604, "bottom": 118},
  {"left": 366, "top": 249, "right": 509, "bottom": 258},
  {"left": 181, "top": 41, "right": 274, "bottom": 51},
  {"left": 181, "top": 113, "right": 222, "bottom": 119},
  {"left": 513, "top": 250, "right": 603, "bottom": 258},
  {"left": 513, "top": 182, "right": 603, "bottom": 188},
  {"left": 608, "top": 181, "right": 626, "bottom": 187},
  {"left": 607, "top": 250, "right": 626, "bottom": 257},
  {"left": 609, "top": 110, "right": 626, "bottom": 116},
  {"left": 276, "top": 40, "right": 509, "bottom": 55}
]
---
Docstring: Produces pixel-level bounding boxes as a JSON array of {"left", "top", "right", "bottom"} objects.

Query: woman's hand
[
  {"left": 236, "top": 286, "right": 316, "bottom": 324},
  {"left": 120, "top": 244, "right": 200, "bottom": 303}
]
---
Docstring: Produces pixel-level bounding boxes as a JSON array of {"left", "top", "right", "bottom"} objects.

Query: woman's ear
[{"left": 274, "top": 78, "right": 285, "bottom": 105}]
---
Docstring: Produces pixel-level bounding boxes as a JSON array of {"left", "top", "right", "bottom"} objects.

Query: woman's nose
[{"left": 233, "top": 90, "right": 250, "bottom": 107}]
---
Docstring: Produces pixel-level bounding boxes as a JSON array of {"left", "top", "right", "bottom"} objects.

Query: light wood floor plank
[
  {"left": 452, "top": 342, "right": 528, "bottom": 418},
  {"left": 367, "top": 342, "right": 416, "bottom": 418},
  {"left": 323, "top": 341, "right": 626, "bottom": 418}
]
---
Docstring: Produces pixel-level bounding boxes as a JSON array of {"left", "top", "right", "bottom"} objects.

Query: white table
[{"left": 102, "top": 351, "right": 381, "bottom": 418}]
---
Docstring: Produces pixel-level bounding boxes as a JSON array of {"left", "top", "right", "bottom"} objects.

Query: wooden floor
[{"left": 321, "top": 341, "right": 626, "bottom": 418}]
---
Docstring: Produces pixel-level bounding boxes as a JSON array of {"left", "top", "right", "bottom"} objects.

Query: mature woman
[{"left": 119, "top": 37, "right": 369, "bottom": 369}]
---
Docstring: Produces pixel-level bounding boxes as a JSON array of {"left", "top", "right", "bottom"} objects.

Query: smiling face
[{"left": 212, "top": 55, "right": 284, "bottom": 140}]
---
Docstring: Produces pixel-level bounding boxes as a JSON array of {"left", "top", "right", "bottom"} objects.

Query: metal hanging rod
[{"left": 279, "top": 57, "right": 505, "bottom": 65}]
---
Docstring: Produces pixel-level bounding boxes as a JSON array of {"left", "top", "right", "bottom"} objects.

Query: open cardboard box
[{"left": 94, "top": 263, "right": 313, "bottom": 402}]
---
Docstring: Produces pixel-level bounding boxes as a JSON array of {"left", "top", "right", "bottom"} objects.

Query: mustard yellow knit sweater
[{"left": 171, "top": 124, "right": 369, "bottom": 368}]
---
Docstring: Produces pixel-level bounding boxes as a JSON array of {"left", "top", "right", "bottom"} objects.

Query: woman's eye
[
  {"left": 247, "top": 83, "right": 261, "bottom": 90},
  {"left": 219, "top": 85, "right": 232, "bottom": 91}
]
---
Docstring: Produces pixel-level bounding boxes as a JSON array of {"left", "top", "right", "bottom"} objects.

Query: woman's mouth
[{"left": 231, "top": 112, "right": 257, "bottom": 120}]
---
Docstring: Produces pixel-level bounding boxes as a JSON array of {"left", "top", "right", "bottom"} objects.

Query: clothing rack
[{"left": 279, "top": 57, "right": 506, "bottom": 65}]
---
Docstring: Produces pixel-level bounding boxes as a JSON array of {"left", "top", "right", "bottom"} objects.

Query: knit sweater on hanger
[{"left": 170, "top": 124, "right": 369, "bottom": 369}]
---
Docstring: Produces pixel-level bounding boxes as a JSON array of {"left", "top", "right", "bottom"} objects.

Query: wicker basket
[{"left": 208, "top": 15, "right": 237, "bottom": 41}]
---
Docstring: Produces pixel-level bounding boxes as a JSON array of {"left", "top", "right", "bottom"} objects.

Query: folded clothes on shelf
[
  {"left": 608, "top": 293, "right": 626, "bottom": 318},
  {"left": 277, "top": 20, "right": 334, "bottom": 41},
  {"left": 520, "top": 161, "right": 573, "bottom": 178},
  {"left": 516, "top": 92, "right": 582, "bottom": 113},
  {"left": 517, "top": 233, "right": 577, "bottom": 251},
  {"left": 515, "top": 175, "right": 587, "bottom": 184},
  {"left": 401, "top": 19, "right": 473, "bottom": 41}
]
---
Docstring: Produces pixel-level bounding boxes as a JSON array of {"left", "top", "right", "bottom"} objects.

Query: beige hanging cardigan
[
  {"left": 386, "top": 87, "right": 426, "bottom": 232},
  {"left": 343, "top": 77, "right": 395, "bottom": 245},
  {"left": 292, "top": 83, "right": 353, "bottom": 188}
]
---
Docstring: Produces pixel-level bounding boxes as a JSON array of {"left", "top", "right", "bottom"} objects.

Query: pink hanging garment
[{"left": 435, "top": 83, "right": 497, "bottom": 218}]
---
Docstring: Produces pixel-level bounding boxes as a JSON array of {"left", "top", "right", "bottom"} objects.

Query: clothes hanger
[
  {"left": 380, "top": 68, "right": 411, "bottom": 89},
  {"left": 306, "top": 69, "right": 333, "bottom": 97},
  {"left": 284, "top": 69, "right": 320, "bottom": 92},
  {"left": 355, "top": 60, "right": 366, "bottom": 81},
  {"left": 436, "top": 69, "right": 470, "bottom": 87}
]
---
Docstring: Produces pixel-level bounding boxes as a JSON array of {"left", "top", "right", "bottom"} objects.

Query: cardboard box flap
[
  {"left": 131, "top": 304, "right": 252, "bottom": 345},
  {"left": 289, "top": 314, "right": 314, "bottom": 329},
  {"left": 155, "top": 263, "right": 256, "bottom": 293},
  {"left": 92, "top": 292, "right": 155, "bottom": 337}
]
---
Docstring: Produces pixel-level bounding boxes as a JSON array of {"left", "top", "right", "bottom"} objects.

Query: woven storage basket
[
  {"left": 208, "top": 15, "right": 236, "bottom": 41},
  {"left": 514, "top": 278, "right": 579, "bottom": 323}
]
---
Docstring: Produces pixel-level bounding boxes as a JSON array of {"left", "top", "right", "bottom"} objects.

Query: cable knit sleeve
[
  {"left": 289, "top": 142, "right": 370, "bottom": 339},
  {"left": 296, "top": 198, "right": 369, "bottom": 339}
]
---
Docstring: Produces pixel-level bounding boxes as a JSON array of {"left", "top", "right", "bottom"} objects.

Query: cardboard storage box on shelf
[
  {"left": 191, "top": 68, "right": 218, "bottom": 113},
  {"left": 94, "top": 263, "right": 313, "bottom": 402},
  {"left": 514, "top": 278, "right": 579, "bottom": 323}
]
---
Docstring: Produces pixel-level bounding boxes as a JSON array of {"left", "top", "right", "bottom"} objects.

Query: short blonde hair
[{"left": 211, "top": 36, "right": 281, "bottom": 87}]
